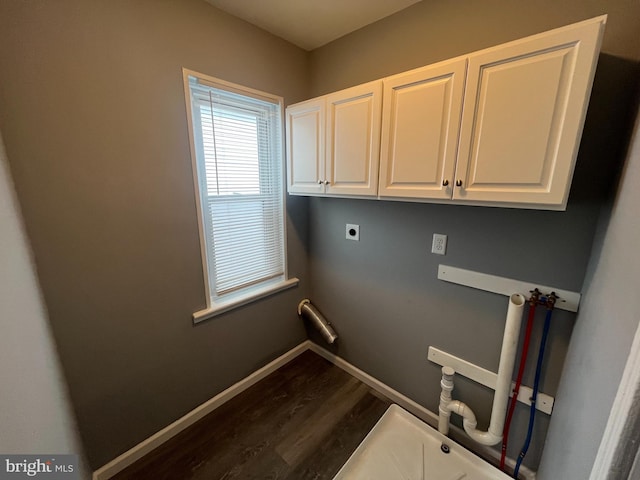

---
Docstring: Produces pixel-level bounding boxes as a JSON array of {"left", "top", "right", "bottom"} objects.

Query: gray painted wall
[
  {"left": 538, "top": 94, "right": 640, "bottom": 479},
  {"left": 0, "top": 131, "right": 88, "bottom": 476},
  {"left": 310, "top": 0, "right": 640, "bottom": 97},
  {"left": 0, "top": 0, "right": 310, "bottom": 469},
  {"left": 307, "top": 0, "right": 640, "bottom": 471}
]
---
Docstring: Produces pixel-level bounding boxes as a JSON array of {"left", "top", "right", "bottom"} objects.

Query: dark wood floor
[{"left": 112, "top": 350, "right": 392, "bottom": 480}]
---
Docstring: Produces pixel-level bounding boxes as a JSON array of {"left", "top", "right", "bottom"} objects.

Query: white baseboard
[
  {"left": 92, "top": 341, "right": 311, "bottom": 480},
  {"left": 93, "top": 339, "right": 535, "bottom": 480}
]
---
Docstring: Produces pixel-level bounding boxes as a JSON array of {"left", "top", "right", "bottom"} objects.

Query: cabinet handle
[
  {"left": 324, "top": 180, "right": 330, "bottom": 185},
  {"left": 317, "top": 180, "right": 323, "bottom": 185},
  {"left": 456, "top": 179, "right": 463, "bottom": 187},
  {"left": 442, "top": 179, "right": 449, "bottom": 187}
]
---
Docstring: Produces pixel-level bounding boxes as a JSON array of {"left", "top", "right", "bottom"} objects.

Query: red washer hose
[{"left": 500, "top": 293, "right": 538, "bottom": 471}]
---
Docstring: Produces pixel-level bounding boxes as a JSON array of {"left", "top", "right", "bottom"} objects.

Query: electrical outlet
[
  {"left": 431, "top": 233, "right": 447, "bottom": 255},
  {"left": 346, "top": 224, "right": 360, "bottom": 241}
]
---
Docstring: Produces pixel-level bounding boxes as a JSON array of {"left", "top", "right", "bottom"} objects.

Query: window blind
[{"left": 188, "top": 77, "right": 285, "bottom": 299}]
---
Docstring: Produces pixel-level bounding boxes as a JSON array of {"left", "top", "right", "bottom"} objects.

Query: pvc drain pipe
[
  {"left": 298, "top": 299, "right": 338, "bottom": 344},
  {"left": 439, "top": 293, "right": 526, "bottom": 446}
]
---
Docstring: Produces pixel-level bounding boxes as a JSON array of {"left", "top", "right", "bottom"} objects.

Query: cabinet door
[
  {"left": 325, "top": 81, "right": 382, "bottom": 196},
  {"left": 379, "top": 58, "right": 467, "bottom": 199},
  {"left": 286, "top": 98, "right": 325, "bottom": 195},
  {"left": 454, "top": 16, "right": 605, "bottom": 208}
]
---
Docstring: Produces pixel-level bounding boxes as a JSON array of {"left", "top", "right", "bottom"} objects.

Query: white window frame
[{"left": 183, "top": 68, "right": 298, "bottom": 323}]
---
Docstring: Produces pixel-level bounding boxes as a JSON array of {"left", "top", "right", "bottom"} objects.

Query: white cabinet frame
[{"left": 286, "top": 15, "right": 607, "bottom": 211}]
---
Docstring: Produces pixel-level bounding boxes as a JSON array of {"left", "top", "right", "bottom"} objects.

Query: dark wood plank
[
  {"left": 111, "top": 350, "right": 392, "bottom": 480},
  {"left": 276, "top": 377, "right": 369, "bottom": 467},
  {"left": 287, "top": 391, "right": 391, "bottom": 479}
]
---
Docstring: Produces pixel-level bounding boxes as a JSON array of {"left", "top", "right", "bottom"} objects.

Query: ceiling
[{"left": 204, "top": 0, "right": 423, "bottom": 51}]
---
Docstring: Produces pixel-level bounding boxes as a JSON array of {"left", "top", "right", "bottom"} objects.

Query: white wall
[
  {"left": 0, "top": 131, "right": 86, "bottom": 472},
  {"left": 538, "top": 95, "right": 640, "bottom": 478}
]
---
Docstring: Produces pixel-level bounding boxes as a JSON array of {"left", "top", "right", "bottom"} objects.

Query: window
[{"left": 183, "top": 70, "right": 298, "bottom": 322}]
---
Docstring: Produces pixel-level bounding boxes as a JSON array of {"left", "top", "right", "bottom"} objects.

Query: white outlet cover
[
  {"left": 432, "top": 233, "right": 447, "bottom": 255},
  {"left": 346, "top": 224, "right": 360, "bottom": 241}
]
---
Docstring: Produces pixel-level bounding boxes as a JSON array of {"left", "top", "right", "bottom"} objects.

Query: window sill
[{"left": 192, "top": 277, "right": 299, "bottom": 324}]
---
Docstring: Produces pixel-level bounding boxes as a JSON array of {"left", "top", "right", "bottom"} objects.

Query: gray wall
[
  {"left": 0, "top": 131, "right": 88, "bottom": 476},
  {"left": 307, "top": 0, "right": 640, "bottom": 471},
  {"left": 310, "top": 0, "right": 640, "bottom": 97},
  {"left": 538, "top": 94, "right": 640, "bottom": 479},
  {"left": 0, "top": 0, "right": 310, "bottom": 469}
]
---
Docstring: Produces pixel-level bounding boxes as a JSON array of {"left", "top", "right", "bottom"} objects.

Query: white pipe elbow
[
  {"left": 466, "top": 427, "right": 502, "bottom": 446},
  {"left": 445, "top": 400, "right": 502, "bottom": 446},
  {"left": 446, "top": 400, "right": 477, "bottom": 434},
  {"left": 445, "top": 400, "right": 476, "bottom": 424}
]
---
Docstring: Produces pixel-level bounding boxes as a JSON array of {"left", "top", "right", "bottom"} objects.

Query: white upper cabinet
[
  {"left": 286, "top": 15, "right": 606, "bottom": 210},
  {"left": 326, "top": 81, "right": 383, "bottom": 196},
  {"left": 379, "top": 58, "right": 467, "bottom": 200},
  {"left": 454, "top": 16, "right": 606, "bottom": 208},
  {"left": 286, "top": 81, "right": 382, "bottom": 197},
  {"left": 286, "top": 97, "right": 325, "bottom": 195}
]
